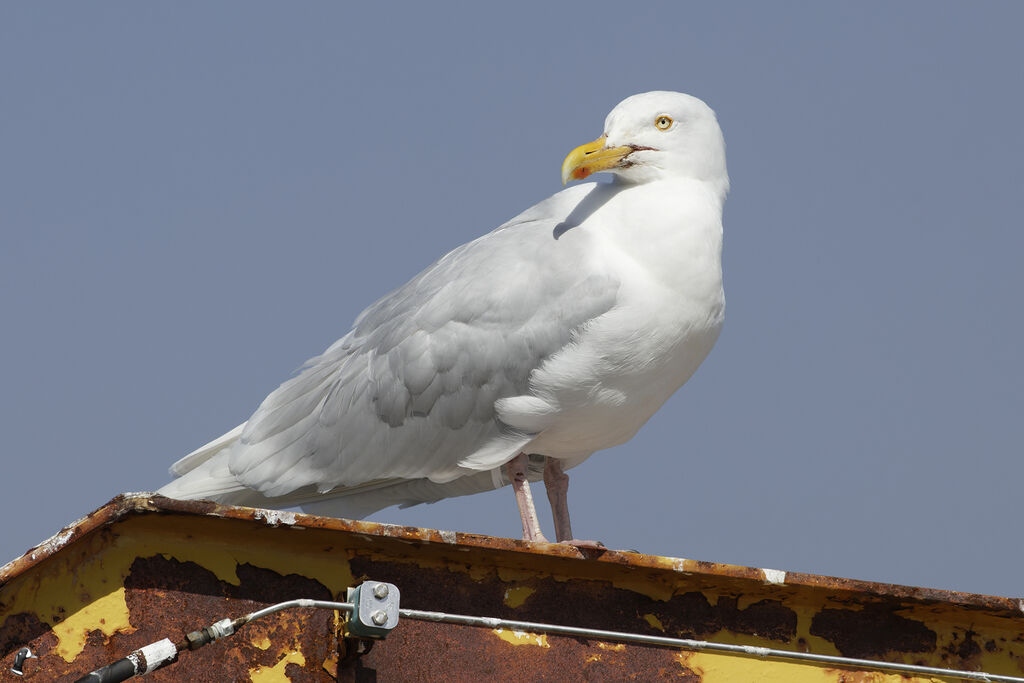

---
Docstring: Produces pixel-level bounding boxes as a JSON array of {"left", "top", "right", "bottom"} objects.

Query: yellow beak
[{"left": 561, "top": 136, "right": 633, "bottom": 185}]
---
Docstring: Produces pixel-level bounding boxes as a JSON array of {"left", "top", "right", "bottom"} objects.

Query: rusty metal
[
  {"left": 395, "top": 606, "right": 1024, "bottom": 682},
  {"left": 2, "top": 493, "right": 1024, "bottom": 681}
]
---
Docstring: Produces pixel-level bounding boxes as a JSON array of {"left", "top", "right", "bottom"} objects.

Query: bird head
[{"left": 561, "top": 91, "right": 728, "bottom": 196}]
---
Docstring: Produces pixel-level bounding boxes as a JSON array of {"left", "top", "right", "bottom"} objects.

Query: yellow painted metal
[
  {"left": 1, "top": 513, "right": 355, "bottom": 665},
  {"left": 677, "top": 650, "right": 951, "bottom": 683},
  {"left": 643, "top": 612, "right": 666, "bottom": 631},
  {"left": 248, "top": 648, "right": 305, "bottom": 681},
  {"left": 502, "top": 585, "right": 535, "bottom": 608},
  {"left": 491, "top": 629, "right": 550, "bottom": 648},
  {"left": 1, "top": 494, "right": 1022, "bottom": 681}
]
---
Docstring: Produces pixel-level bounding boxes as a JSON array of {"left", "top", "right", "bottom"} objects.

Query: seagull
[{"left": 158, "top": 91, "right": 728, "bottom": 545}]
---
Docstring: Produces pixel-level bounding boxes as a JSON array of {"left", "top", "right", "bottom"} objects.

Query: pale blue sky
[{"left": 2, "top": 2, "right": 1022, "bottom": 597}]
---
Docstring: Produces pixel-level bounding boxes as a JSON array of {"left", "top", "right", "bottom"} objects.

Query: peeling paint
[
  {"left": 253, "top": 509, "right": 297, "bottom": 527},
  {"left": 36, "top": 528, "right": 75, "bottom": 557},
  {"left": 53, "top": 587, "right": 133, "bottom": 662},
  {"left": 3, "top": 494, "right": 1024, "bottom": 680},
  {"left": 493, "top": 629, "right": 549, "bottom": 647},
  {"left": 496, "top": 566, "right": 536, "bottom": 583},
  {"left": 0, "top": 510, "right": 354, "bottom": 669},
  {"left": 682, "top": 650, "right": 835, "bottom": 681},
  {"left": 611, "top": 575, "right": 676, "bottom": 601},
  {"left": 681, "top": 649, "right": 943, "bottom": 682},
  {"left": 810, "top": 605, "right": 936, "bottom": 659},
  {"left": 503, "top": 585, "right": 535, "bottom": 608},
  {"left": 467, "top": 563, "right": 493, "bottom": 582},
  {"left": 644, "top": 613, "right": 666, "bottom": 631},
  {"left": 248, "top": 649, "right": 306, "bottom": 681},
  {"left": 1, "top": 535, "right": 136, "bottom": 663},
  {"left": 322, "top": 648, "right": 339, "bottom": 678}
]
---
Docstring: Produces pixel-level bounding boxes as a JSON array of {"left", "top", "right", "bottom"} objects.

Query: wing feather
[{"left": 221, "top": 184, "right": 620, "bottom": 497}]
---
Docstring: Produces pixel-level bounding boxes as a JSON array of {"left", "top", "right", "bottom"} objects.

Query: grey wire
[
  {"left": 400, "top": 607, "right": 1020, "bottom": 682},
  {"left": 234, "top": 598, "right": 1022, "bottom": 683},
  {"left": 243, "top": 599, "right": 354, "bottom": 623}
]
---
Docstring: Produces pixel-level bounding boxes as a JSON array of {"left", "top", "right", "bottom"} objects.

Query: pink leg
[
  {"left": 543, "top": 457, "right": 573, "bottom": 542},
  {"left": 544, "top": 457, "right": 604, "bottom": 548},
  {"left": 507, "top": 453, "right": 548, "bottom": 543}
]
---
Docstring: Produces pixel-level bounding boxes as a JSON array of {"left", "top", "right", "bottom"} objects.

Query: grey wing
[{"left": 227, "top": 214, "right": 620, "bottom": 498}]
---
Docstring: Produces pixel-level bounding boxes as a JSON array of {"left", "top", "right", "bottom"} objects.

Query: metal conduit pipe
[{"left": 74, "top": 581, "right": 1024, "bottom": 683}]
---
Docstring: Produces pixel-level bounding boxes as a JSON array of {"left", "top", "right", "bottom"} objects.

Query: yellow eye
[{"left": 655, "top": 115, "right": 673, "bottom": 130}]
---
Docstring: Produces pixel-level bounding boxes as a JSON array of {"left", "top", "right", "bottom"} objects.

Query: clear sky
[{"left": 2, "top": 2, "right": 1021, "bottom": 598}]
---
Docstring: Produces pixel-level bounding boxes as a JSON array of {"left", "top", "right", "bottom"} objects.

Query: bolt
[
  {"left": 371, "top": 610, "right": 388, "bottom": 625},
  {"left": 373, "top": 583, "right": 389, "bottom": 599}
]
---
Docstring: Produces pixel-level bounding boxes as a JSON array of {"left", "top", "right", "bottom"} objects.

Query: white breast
[{"left": 499, "top": 178, "right": 725, "bottom": 460}]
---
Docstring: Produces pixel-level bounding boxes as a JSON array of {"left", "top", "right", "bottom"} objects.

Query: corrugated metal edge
[{"left": 3, "top": 492, "right": 1022, "bottom": 619}]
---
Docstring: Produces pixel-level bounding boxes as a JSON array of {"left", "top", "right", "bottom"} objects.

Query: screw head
[
  {"left": 373, "top": 583, "right": 389, "bottom": 599},
  {"left": 371, "top": 610, "right": 388, "bottom": 625}
]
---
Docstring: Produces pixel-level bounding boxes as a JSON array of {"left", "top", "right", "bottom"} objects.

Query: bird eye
[{"left": 655, "top": 115, "right": 673, "bottom": 130}]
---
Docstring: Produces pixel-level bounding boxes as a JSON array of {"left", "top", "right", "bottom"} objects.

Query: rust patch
[
  {"left": 1, "top": 611, "right": 59, "bottom": 676},
  {"left": 6, "top": 555, "right": 341, "bottom": 681},
  {"left": 944, "top": 628, "right": 983, "bottom": 668},
  {"left": 348, "top": 554, "right": 797, "bottom": 650},
  {"left": 825, "top": 670, "right": 887, "bottom": 682},
  {"left": 6, "top": 493, "right": 1024, "bottom": 620},
  {"left": 125, "top": 554, "right": 335, "bottom": 604},
  {"left": 1, "top": 611, "right": 56, "bottom": 660},
  {"left": 809, "top": 604, "right": 937, "bottom": 659},
  {"left": 123, "top": 555, "right": 337, "bottom": 681},
  {"left": 3, "top": 493, "right": 1024, "bottom": 680},
  {"left": 628, "top": 593, "right": 797, "bottom": 642},
  {"left": 352, "top": 618, "right": 700, "bottom": 682},
  {"left": 708, "top": 597, "right": 797, "bottom": 641}
]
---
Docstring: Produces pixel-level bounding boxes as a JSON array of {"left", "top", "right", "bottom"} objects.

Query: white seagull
[{"left": 158, "top": 91, "right": 728, "bottom": 545}]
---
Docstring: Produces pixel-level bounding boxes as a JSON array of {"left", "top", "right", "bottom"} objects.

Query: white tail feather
[{"left": 169, "top": 423, "right": 246, "bottom": 476}]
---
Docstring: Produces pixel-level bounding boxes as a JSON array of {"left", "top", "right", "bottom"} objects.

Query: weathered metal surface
[{"left": 1, "top": 493, "right": 1022, "bottom": 681}]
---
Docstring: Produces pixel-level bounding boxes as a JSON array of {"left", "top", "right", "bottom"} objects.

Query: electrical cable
[{"left": 74, "top": 590, "right": 1024, "bottom": 683}]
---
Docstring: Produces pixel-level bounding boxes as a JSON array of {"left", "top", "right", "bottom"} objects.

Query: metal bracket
[
  {"left": 11, "top": 647, "right": 35, "bottom": 676},
  {"left": 345, "top": 581, "right": 400, "bottom": 638}
]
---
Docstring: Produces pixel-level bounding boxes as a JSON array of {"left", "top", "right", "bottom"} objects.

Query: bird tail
[
  {"left": 168, "top": 423, "right": 246, "bottom": 477},
  {"left": 159, "top": 423, "right": 284, "bottom": 507},
  {"left": 158, "top": 435, "right": 541, "bottom": 520}
]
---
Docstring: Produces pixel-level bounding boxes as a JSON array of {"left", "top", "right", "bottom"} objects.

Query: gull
[{"left": 158, "top": 91, "right": 728, "bottom": 545}]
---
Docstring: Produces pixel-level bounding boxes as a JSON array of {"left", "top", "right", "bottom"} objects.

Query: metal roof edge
[{"left": 3, "top": 492, "right": 1021, "bottom": 619}]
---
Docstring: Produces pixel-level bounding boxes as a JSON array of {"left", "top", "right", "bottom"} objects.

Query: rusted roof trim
[{"left": 3, "top": 493, "right": 1021, "bottom": 618}]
